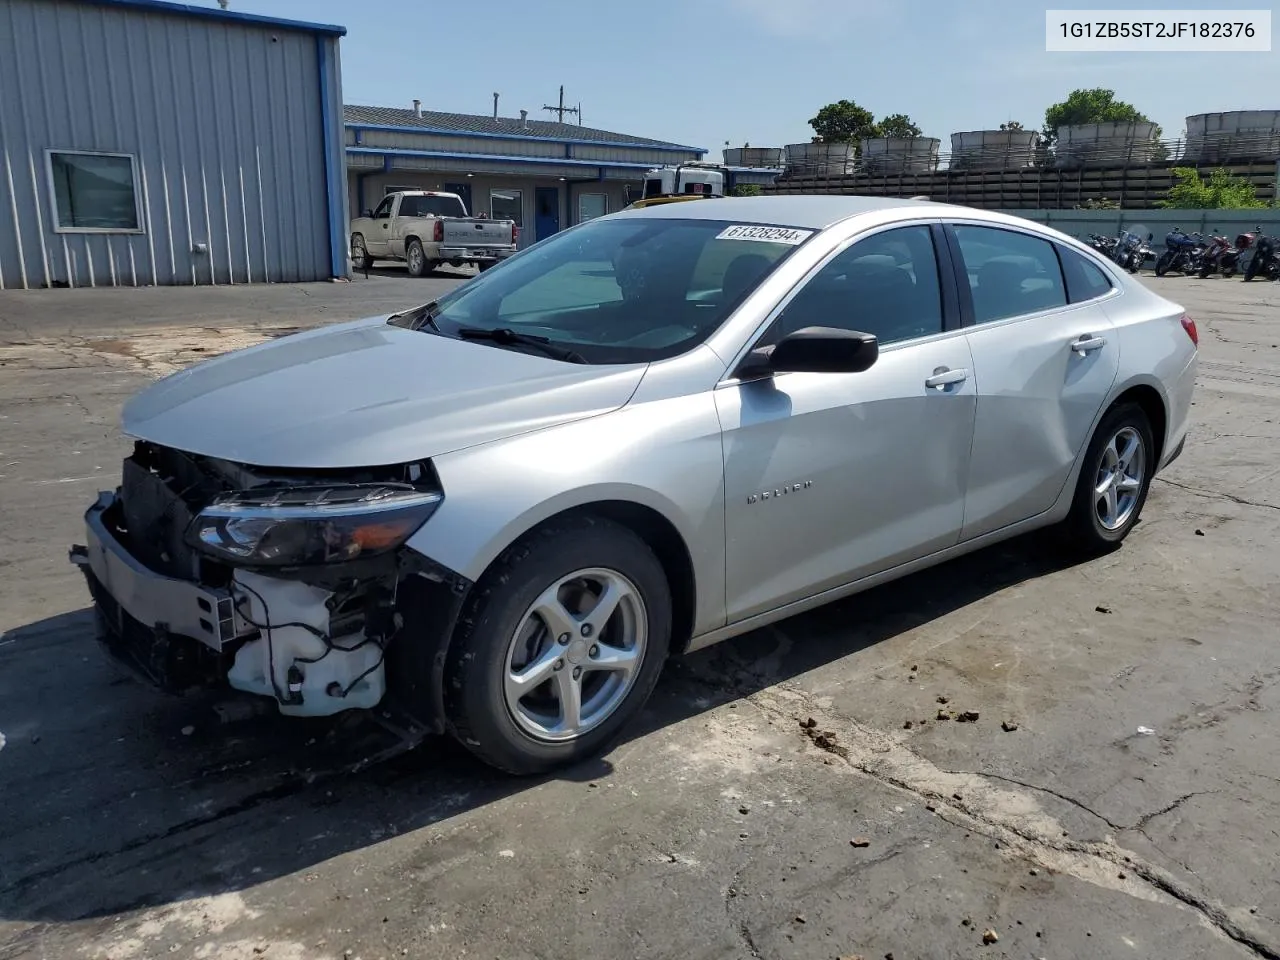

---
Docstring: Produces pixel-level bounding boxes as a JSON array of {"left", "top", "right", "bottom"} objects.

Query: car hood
[{"left": 122, "top": 315, "right": 648, "bottom": 468}]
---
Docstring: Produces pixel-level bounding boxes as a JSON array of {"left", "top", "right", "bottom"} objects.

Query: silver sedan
[{"left": 75, "top": 196, "right": 1198, "bottom": 775}]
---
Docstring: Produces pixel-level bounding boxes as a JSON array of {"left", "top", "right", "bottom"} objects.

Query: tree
[
  {"left": 731, "top": 183, "right": 763, "bottom": 197},
  {"left": 999, "top": 121, "right": 1024, "bottom": 131},
  {"left": 1158, "top": 167, "right": 1267, "bottom": 209},
  {"left": 1042, "top": 88, "right": 1160, "bottom": 144},
  {"left": 876, "top": 113, "right": 923, "bottom": 139},
  {"left": 808, "top": 99, "right": 877, "bottom": 144}
]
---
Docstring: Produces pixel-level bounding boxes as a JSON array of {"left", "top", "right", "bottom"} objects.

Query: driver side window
[
  {"left": 372, "top": 197, "right": 394, "bottom": 219},
  {"left": 766, "top": 225, "right": 944, "bottom": 347}
]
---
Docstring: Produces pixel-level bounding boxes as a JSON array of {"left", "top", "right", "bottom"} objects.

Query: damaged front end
[{"left": 70, "top": 441, "right": 469, "bottom": 728}]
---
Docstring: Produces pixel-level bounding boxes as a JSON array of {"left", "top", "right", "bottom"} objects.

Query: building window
[
  {"left": 490, "top": 189, "right": 524, "bottom": 227},
  {"left": 578, "top": 193, "right": 608, "bottom": 223},
  {"left": 46, "top": 150, "right": 143, "bottom": 233}
]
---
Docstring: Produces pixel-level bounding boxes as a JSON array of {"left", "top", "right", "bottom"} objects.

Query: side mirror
[
  {"left": 1147, "top": 233, "right": 1154, "bottom": 241},
  {"left": 738, "top": 326, "right": 879, "bottom": 379},
  {"left": 364, "top": 209, "right": 374, "bottom": 218}
]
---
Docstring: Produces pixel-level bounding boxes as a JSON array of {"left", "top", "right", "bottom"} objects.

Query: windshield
[{"left": 394, "top": 217, "right": 811, "bottom": 363}]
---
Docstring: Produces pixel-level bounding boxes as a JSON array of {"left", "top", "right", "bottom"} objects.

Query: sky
[{"left": 225, "top": 0, "right": 1278, "bottom": 154}]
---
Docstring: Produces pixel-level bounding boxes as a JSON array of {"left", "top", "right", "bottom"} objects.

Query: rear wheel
[
  {"left": 442, "top": 516, "right": 672, "bottom": 775},
  {"left": 1197, "top": 260, "right": 1213, "bottom": 279},
  {"left": 406, "top": 239, "right": 428, "bottom": 277},
  {"left": 1062, "top": 403, "right": 1154, "bottom": 554}
]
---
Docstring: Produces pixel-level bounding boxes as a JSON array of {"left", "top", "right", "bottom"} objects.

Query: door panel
[
  {"left": 717, "top": 223, "right": 974, "bottom": 624},
  {"left": 365, "top": 195, "right": 395, "bottom": 256},
  {"left": 718, "top": 339, "right": 977, "bottom": 622},
  {"left": 534, "top": 187, "right": 560, "bottom": 241},
  {"left": 948, "top": 223, "right": 1120, "bottom": 540}
]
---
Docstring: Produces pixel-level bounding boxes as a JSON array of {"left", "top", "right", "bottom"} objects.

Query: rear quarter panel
[{"left": 1103, "top": 281, "right": 1198, "bottom": 465}]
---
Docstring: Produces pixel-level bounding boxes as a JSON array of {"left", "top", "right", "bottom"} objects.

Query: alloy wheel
[
  {"left": 1095, "top": 426, "right": 1146, "bottom": 531},
  {"left": 503, "top": 567, "right": 647, "bottom": 743}
]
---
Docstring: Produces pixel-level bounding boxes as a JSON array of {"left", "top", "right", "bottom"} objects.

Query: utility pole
[
  {"left": 541, "top": 86, "right": 581, "bottom": 124},
  {"left": 493, "top": 92, "right": 499, "bottom": 118}
]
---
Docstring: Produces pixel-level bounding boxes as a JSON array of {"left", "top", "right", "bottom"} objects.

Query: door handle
[
  {"left": 925, "top": 367, "right": 969, "bottom": 389},
  {"left": 1071, "top": 334, "right": 1107, "bottom": 354}
]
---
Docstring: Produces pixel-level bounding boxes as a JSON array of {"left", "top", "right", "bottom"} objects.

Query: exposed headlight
[{"left": 187, "top": 484, "right": 443, "bottom": 567}]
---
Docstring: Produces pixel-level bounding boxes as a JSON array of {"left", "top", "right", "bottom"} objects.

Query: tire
[
  {"left": 351, "top": 234, "right": 372, "bottom": 271},
  {"left": 1062, "top": 402, "right": 1155, "bottom": 554},
  {"left": 1197, "top": 260, "right": 1212, "bottom": 279},
  {"left": 442, "top": 515, "right": 673, "bottom": 775},
  {"left": 406, "top": 239, "right": 428, "bottom": 277},
  {"left": 478, "top": 261, "right": 495, "bottom": 272},
  {"left": 1223, "top": 264, "right": 1236, "bottom": 279},
  {"left": 1244, "top": 256, "right": 1259, "bottom": 281},
  {"left": 1155, "top": 252, "right": 1173, "bottom": 277}
]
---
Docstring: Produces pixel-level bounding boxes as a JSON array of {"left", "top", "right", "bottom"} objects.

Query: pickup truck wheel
[
  {"left": 443, "top": 516, "right": 672, "bottom": 775},
  {"left": 350, "top": 234, "right": 372, "bottom": 270},
  {"left": 406, "top": 239, "right": 428, "bottom": 277},
  {"left": 1061, "top": 402, "right": 1154, "bottom": 555}
]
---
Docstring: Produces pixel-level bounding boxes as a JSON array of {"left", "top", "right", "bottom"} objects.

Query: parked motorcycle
[
  {"left": 1196, "top": 232, "right": 1232, "bottom": 278},
  {"left": 1087, "top": 233, "right": 1118, "bottom": 258},
  {"left": 1113, "top": 231, "right": 1155, "bottom": 272},
  {"left": 1243, "top": 229, "right": 1280, "bottom": 281},
  {"left": 1217, "top": 228, "right": 1258, "bottom": 278},
  {"left": 1155, "top": 228, "right": 1205, "bottom": 277}
]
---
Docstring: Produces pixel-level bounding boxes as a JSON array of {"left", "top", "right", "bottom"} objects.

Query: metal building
[
  {"left": 0, "top": 0, "right": 347, "bottom": 289},
  {"left": 344, "top": 105, "right": 780, "bottom": 247}
]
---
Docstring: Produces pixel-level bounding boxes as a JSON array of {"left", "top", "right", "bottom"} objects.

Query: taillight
[
  {"left": 511, "top": 223, "right": 520, "bottom": 245},
  {"left": 432, "top": 220, "right": 443, "bottom": 243},
  {"left": 1180, "top": 313, "right": 1198, "bottom": 346}
]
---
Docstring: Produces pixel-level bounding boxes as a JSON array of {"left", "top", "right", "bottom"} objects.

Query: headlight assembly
[{"left": 187, "top": 484, "right": 442, "bottom": 567}]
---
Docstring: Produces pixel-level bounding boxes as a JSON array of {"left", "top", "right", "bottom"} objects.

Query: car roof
[{"left": 610, "top": 194, "right": 964, "bottom": 230}]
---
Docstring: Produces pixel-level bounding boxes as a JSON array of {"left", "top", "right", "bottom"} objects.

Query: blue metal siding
[{"left": 0, "top": 0, "right": 346, "bottom": 288}]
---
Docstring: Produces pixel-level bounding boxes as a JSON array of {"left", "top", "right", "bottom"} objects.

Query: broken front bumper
[{"left": 70, "top": 491, "right": 252, "bottom": 690}]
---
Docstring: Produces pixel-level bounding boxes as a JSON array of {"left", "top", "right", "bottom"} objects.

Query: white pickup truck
[{"left": 350, "top": 190, "right": 519, "bottom": 277}]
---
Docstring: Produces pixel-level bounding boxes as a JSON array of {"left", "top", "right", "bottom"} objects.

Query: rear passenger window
[
  {"left": 1058, "top": 246, "right": 1114, "bottom": 303},
  {"left": 951, "top": 225, "right": 1068, "bottom": 324}
]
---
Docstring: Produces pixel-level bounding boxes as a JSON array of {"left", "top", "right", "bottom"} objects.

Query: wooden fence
[{"left": 765, "top": 161, "right": 1279, "bottom": 209}]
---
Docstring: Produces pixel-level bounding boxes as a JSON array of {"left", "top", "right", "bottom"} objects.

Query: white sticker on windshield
[{"left": 715, "top": 224, "right": 813, "bottom": 245}]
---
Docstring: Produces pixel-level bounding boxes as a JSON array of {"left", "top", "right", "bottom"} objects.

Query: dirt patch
[{"left": 0, "top": 325, "right": 298, "bottom": 379}]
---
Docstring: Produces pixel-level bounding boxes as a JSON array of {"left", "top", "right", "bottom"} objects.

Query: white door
[{"left": 365, "top": 195, "right": 395, "bottom": 257}]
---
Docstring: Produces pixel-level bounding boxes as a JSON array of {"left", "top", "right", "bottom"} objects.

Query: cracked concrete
[{"left": 1, "top": 274, "right": 1278, "bottom": 960}]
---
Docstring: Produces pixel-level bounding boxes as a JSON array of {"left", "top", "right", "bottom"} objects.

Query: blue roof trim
[
  {"left": 347, "top": 146, "right": 668, "bottom": 171},
  {"left": 347, "top": 123, "right": 705, "bottom": 155},
  {"left": 77, "top": 0, "right": 347, "bottom": 36}
]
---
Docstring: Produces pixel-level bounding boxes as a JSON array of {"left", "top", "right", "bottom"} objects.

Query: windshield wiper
[
  {"left": 456, "top": 326, "right": 587, "bottom": 364},
  {"left": 389, "top": 300, "right": 441, "bottom": 332}
]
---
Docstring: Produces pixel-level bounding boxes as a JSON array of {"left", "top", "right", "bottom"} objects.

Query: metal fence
[{"left": 998, "top": 208, "right": 1280, "bottom": 251}]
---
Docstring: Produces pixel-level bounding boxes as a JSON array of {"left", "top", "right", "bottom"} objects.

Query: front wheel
[
  {"left": 1154, "top": 252, "right": 1174, "bottom": 277},
  {"left": 351, "top": 234, "right": 372, "bottom": 271},
  {"left": 1197, "top": 260, "right": 1213, "bottom": 279},
  {"left": 1244, "top": 256, "right": 1260, "bottom": 281},
  {"left": 1061, "top": 403, "right": 1154, "bottom": 554},
  {"left": 442, "top": 516, "right": 672, "bottom": 775}
]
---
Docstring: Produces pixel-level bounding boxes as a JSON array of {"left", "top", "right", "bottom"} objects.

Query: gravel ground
[{"left": 0, "top": 270, "right": 1277, "bottom": 960}]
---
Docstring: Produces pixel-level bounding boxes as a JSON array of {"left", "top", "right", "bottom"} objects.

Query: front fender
[{"left": 403, "top": 394, "right": 729, "bottom": 637}]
